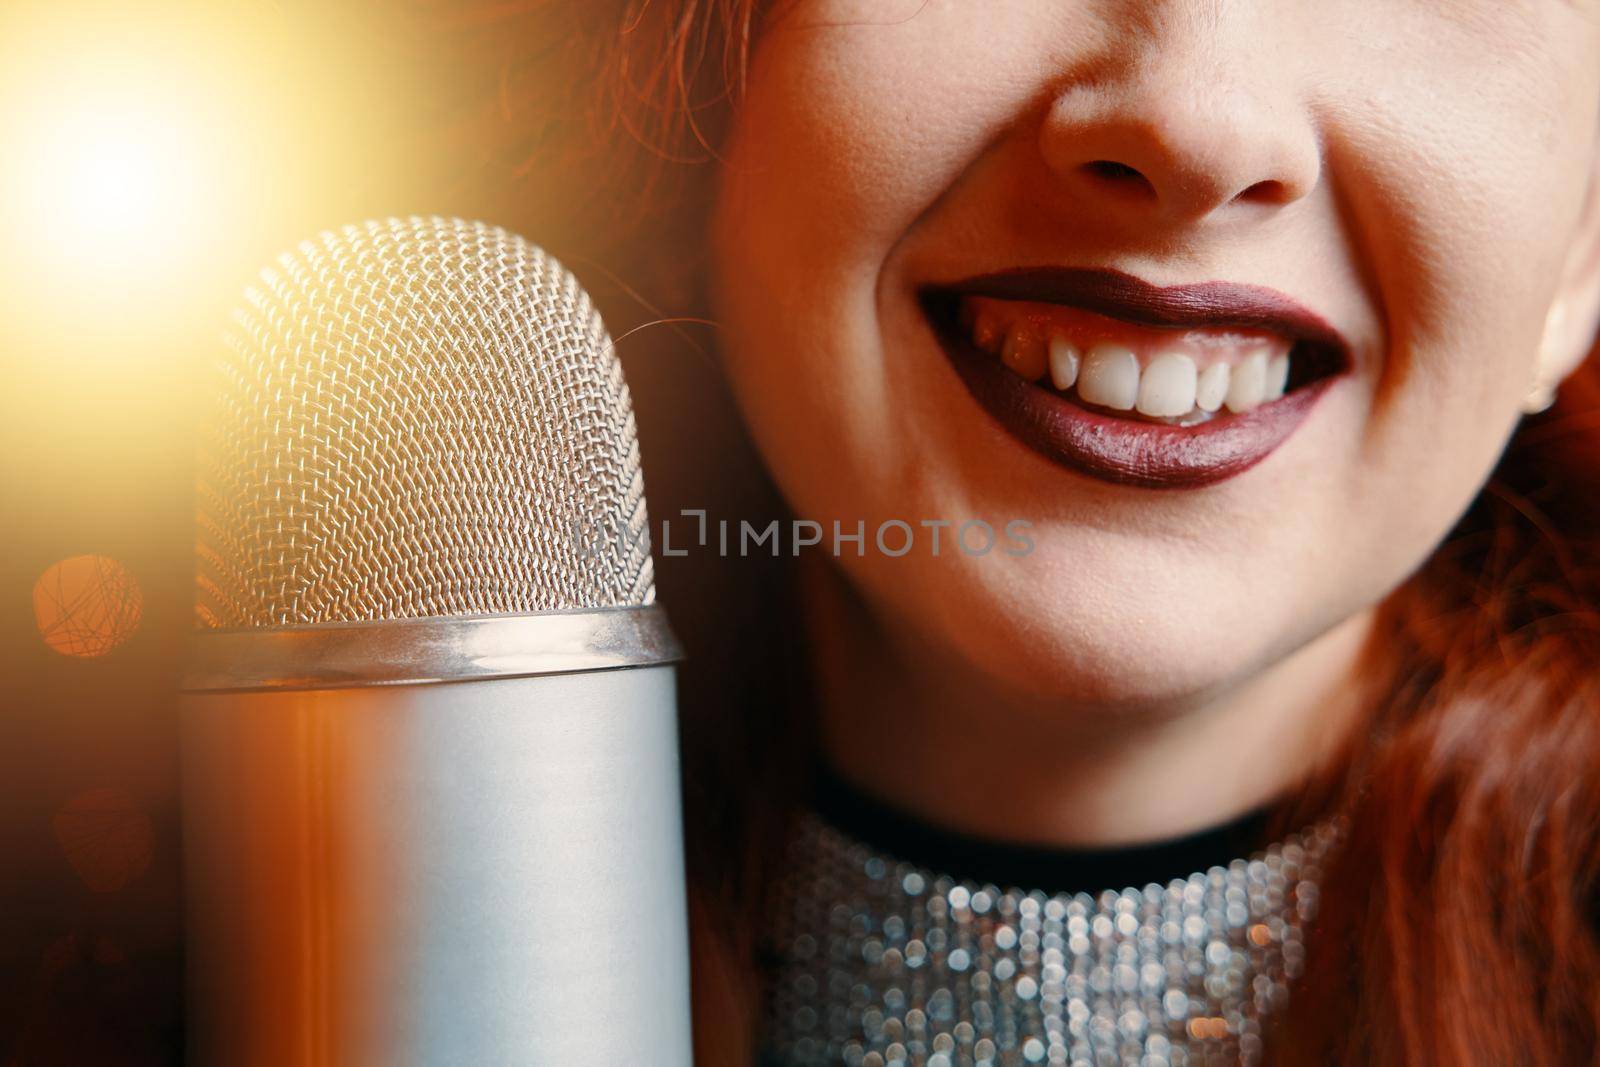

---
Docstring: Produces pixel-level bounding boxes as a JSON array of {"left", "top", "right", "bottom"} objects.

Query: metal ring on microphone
[{"left": 181, "top": 603, "right": 682, "bottom": 692}]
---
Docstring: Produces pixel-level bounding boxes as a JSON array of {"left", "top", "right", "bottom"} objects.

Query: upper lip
[{"left": 923, "top": 266, "right": 1351, "bottom": 364}]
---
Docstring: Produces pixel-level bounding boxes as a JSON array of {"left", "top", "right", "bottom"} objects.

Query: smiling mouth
[{"left": 921, "top": 269, "right": 1352, "bottom": 489}]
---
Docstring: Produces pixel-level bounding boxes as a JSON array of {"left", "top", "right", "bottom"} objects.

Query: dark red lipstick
[{"left": 921, "top": 268, "right": 1352, "bottom": 489}]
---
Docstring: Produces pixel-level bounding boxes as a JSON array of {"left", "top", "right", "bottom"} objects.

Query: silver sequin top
[{"left": 763, "top": 806, "right": 1340, "bottom": 1067}]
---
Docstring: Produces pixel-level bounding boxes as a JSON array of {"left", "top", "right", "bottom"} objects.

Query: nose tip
[{"left": 1040, "top": 82, "right": 1321, "bottom": 225}]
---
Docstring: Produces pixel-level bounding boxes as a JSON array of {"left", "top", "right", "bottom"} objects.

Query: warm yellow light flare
[
  {"left": 1, "top": 0, "right": 427, "bottom": 524},
  {"left": 0, "top": 0, "right": 423, "bottom": 352},
  {"left": 19, "top": 95, "right": 201, "bottom": 261},
  {"left": 0, "top": 7, "right": 236, "bottom": 337}
]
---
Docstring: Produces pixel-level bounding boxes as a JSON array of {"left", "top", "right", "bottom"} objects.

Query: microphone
[{"left": 179, "top": 217, "right": 691, "bottom": 1066}]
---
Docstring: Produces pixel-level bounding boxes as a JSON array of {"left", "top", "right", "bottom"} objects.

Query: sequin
[{"left": 764, "top": 815, "right": 1342, "bottom": 1067}]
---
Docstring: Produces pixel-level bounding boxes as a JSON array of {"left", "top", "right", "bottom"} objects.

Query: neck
[{"left": 803, "top": 558, "right": 1371, "bottom": 847}]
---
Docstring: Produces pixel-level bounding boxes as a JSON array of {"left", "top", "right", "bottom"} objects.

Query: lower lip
[{"left": 932, "top": 320, "right": 1337, "bottom": 490}]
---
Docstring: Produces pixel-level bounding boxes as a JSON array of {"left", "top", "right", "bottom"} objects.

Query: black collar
[{"left": 810, "top": 763, "right": 1275, "bottom": 897}]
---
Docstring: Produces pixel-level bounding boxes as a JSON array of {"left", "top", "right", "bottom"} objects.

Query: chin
[{"left": 865, "top": 539, "right": 1302, "bottom": 713}]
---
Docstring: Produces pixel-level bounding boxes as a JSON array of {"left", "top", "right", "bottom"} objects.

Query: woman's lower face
[{"left": 707, "top": 0, "right": 1600, "bottom": 780}]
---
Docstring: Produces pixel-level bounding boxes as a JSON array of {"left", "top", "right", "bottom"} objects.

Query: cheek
[
  {"left": 1315, "top": 30, "right": 1600, "bottom": 549},
  {"left": 711, "top": 5, "right": 1077, "bottom": 509},
  {"left": 1324, "top": 20, "right": 1599, "bottom": 417},
  {"left": 719, "top": 3, "right": 1059, "bottom": 247}
]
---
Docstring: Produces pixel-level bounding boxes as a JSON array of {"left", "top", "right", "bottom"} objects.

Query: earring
[
  {"left": 1524, "top": 302, "right": 1569, "bottom": 415},
  {"left": 1522, "top": 380, "right": 1558, "bottom": 414}
]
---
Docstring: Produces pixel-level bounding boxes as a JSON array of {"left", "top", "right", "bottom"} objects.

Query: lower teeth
[{"left": 1062, "top": 390, "right": 1225, "bottom": 427}]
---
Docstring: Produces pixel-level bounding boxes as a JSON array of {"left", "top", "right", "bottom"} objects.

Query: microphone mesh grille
[{"left": 196, "top": 216, "right": 654, "bottom": 628}]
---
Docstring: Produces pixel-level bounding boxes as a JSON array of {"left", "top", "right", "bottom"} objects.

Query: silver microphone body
[{"left": 181, "top": 218, "right": 691, "bottom": 1065}]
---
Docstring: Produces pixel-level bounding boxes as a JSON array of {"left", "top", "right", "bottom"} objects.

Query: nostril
[
  {"left": 1080, "top": 160, "right": 1157, "bottom": 200},
  {"left": 1237, "top": 178, "right": 1290, "bottom": 205},
  {"left": 1085, "top": 160, "right": 1144, "bottom": 182}
]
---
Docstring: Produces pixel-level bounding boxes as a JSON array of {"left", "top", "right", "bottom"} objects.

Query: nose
[{"left": 1039, "top": 44, "right": 1321, "bottom": 226}]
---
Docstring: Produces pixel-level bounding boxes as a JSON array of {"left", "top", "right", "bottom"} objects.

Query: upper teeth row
[{"left": 981, "top": 320, "right": 1290, "bottom": 420}]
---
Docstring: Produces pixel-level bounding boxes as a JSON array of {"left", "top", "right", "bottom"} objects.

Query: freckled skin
[{"left": 710, "top": 1, "right": 1600, "bottom": 840}]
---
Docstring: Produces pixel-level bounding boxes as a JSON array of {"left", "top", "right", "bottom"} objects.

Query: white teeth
[
  {"left": 1136, "top": 353, "right": 1198, "bottom": 418},
  {"left": 1264, "top": 353, "right": 1290, "bottom": 401},
  {"left": 1195, "top": 362, "right": 1230, "bottom": 413},
  {"left": 1048, "top": 335, "right": 1080, "bottom": 390},
  {"left": 1224, "top": 352, "right": 1268, "bottom": 413},
  {"left": 1001, "top": 324, "right": 1047, "bottom": 380},
  {"left": 1078, "top": 343, "right": 1140, "bottom": 410},
  {"left": 965, "top": 301, "right": 1295, "bottom": 420}
]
